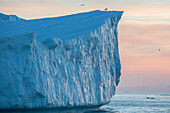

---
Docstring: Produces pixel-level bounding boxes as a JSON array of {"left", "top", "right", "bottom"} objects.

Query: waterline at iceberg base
[{"left": 0, "top": 10, "right": 123, "bottom": 111}]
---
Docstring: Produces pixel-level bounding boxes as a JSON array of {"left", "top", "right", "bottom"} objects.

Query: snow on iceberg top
[
  {"left": 0, "top": 10, "right": 123, "bottom": 41},
  {"left": 0, "top": 13, "right": 24, "bottom": 22}
]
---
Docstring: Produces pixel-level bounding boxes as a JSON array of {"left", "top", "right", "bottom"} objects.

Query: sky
[{"left": 0, "top": 0, "right": 170, "bottom": 93}]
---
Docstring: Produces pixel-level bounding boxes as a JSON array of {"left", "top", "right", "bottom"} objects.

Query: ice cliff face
[{"left": 0, "top": 10, "right": 123, "bottom": 109}]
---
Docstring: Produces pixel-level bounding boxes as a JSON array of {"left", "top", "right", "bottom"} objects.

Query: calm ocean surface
[
  {"left": 2, "top": 93, "right": 170, "bottom": 113},
  {"left": 100, "top": 93, "right": 170, "bottom": 113}
]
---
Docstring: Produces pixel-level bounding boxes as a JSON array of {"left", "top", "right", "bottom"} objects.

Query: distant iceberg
[
  {"left": 146, "top": 97, "right": 155, "bottom": 99},
  {"left": 0, "top": 10, "right": 123, "bottom": 110}
]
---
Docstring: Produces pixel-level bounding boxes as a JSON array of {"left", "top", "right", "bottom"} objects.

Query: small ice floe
[{"left": 146, "top": 97, "right": 155, "bottom": 99}]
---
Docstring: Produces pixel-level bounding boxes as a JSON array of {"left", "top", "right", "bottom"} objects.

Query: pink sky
[
  {"left": 118, "top": 21, "right": 170, "bottom": 93},
  {"left": 1, "top": 0, "right": 170, "bottom": 93}
]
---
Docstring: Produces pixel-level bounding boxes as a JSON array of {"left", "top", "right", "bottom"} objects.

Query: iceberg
[{"left": 0, "top": 10, "right": 123, "bottom": 110}]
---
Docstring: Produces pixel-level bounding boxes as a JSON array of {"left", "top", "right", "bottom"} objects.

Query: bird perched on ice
[
  {"left": 105, "top": 8, "right": 108, "bottom": 11},
  {"left": 80, "top": 4, "right": 85, "bottom": 6}
]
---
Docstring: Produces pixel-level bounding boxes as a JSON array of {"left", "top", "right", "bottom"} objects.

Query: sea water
[
  {"left": 100, "top": 93, "right": 170, "bottom": 113},
  {"left": 2, "top": 93, "right": 170, "bottom": 113}
]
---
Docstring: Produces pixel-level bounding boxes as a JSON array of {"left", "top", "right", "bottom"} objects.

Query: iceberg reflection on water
[{"left": 0, "top": 106, "right": 116, "bottom": 113}]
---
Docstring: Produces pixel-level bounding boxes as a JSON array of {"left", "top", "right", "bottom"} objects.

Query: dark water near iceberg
[{"left": 2, "top": 93, "right": 170, "bottom": 113}]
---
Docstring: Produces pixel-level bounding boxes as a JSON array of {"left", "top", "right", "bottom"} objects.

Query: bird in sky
[
  {"left": 158, "top": 49, "right": 160, "bottom": 51},
  {"left": 80, "top": 4, "right": 85, "bottom": 6}
]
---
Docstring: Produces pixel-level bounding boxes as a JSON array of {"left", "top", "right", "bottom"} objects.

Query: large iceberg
[{"left": 0, "top": 10, "right": 123, "bottom": 110}]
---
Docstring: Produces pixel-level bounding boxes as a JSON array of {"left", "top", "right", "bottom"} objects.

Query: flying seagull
[
  {"left": 158, "top": 49, "right": 160, "bottom": 51},
  {"left": 105, "top": 8, "right": 108, "bottom": 11},
  {"left": 80, "top": 4, "right": 85, "bottom": 6}
]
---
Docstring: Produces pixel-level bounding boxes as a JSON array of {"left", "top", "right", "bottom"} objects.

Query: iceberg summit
[{"left": 0, "top": 10, "right": 123, "bottom": 110}]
